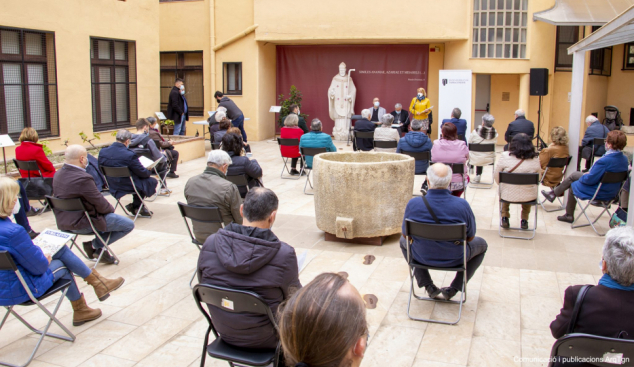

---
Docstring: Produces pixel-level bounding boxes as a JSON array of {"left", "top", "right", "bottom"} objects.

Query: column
[{"left": 518, "top": 73, "right": 530, "bottom": 112}]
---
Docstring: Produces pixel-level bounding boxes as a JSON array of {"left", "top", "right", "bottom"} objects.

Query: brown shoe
[
  {"left": 70, "top": 294, "right": 102, "bottom": 326},
  {"left": 85, "top": 269, "right": 125, "bottom": 301}
]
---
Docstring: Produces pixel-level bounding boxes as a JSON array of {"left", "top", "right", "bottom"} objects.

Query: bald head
[
  {"left": 65, "top": 145, "right": 88, "bottom": 168},
  {"left": 427, "top": 163, "right": 452, "bottom": 189}
]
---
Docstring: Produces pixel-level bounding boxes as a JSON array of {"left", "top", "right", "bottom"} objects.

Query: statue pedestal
[
  {"left": 324, "top": 232, "right": 385, "bottom": 246},
  {"left": 332, "top": 118, "right": 350, "bottom": 141}
]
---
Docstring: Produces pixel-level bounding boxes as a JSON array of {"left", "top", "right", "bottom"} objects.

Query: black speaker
[{"left": 530, "top": 68, "right": 548, "bottom": 96}]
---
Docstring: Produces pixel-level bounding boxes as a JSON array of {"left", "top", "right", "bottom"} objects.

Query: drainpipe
[{"left": 210, "top": 0, "right": 216, "bottom": 109}]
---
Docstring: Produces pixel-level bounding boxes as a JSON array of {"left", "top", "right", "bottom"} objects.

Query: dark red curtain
[{"left": 276, "top": 44, "right": 429, "bottom": 134}]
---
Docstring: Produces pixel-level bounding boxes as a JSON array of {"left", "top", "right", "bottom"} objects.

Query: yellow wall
[
  {"left": 489, "top": 74, "right": 520, "bottom": 145},
  {"left": 607, "top": 44, "right": 634, "bottom": 126},
  {"left": 428, "top": 45, "right": 444, "bottom": 142},
  {"left": 257, "top": 42, "right": 277, "bottom": 140}
]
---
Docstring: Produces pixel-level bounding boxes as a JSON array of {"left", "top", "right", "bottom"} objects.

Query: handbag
[
  {"left": 17, "top": 177, "right": 53, "bottom": 199},
  {"left": 609, "top": 208, "right": 628, "bottom": 228}
]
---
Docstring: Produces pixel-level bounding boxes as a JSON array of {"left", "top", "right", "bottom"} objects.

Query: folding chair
[
  {"left": 178, "top": 202, "right": 224, "bottom": 289},
  {"left": 193, "top": 284, "right": 281, "bottom": 367},
  {"left": 468, "top": 144, "right": 496, "bottom": 189},
  {"left": 458, "top": 135, "right": 465, "bottom": 141},
  {"left": 548, "top": 333, "right": 634, "bottom": 367},
  {"left": 589, "top": 138, "right": 606, "bottom": 167},
  {"left": 539, "top": 156, "right": 572, "bottom": 212},
  {"left": 431, "top": 162, "right": 468, "bottom": 198},
  {"left": 404, "top": 220, "right": 467, "bottom": 325},
  {"left": 400, "top": 150, "right": 431, "bottom": 196},
  {"left": 12, "top": 159, "right": 51, "bottom": 215},
  {"left": 45, "top": 196, "right": 120, "bottom": 268},
  {"left": 373, "top": 140, "right": 398, "bottom": 150},
  {"left": 498, "top": 172, "right": 540, "bottom": 240},
  {"left": 211, "top": 142, "right": 221, "bottom": 150},
  {"left": 353, "top": 131, "right": 374, "bottom": 151},
  {"left": 571, "top": 171, "right": 628, "bottom": 236},
  {"left": 100, "top": 166, "right": 153, "bottom": 222},
  {"left": 226, "top": 174, "right": 250, "bottom": 199},
  {"left": 347, "top": 114, "right": 362, "bottom": 147},
  {"left": 277, "top": 138, "right": 302, "bottom": 180},
  {"left": 0, "top": 251, "right": 75, "bottom": 367},
  {"left": 300, "top": 147, "right": 327, "bottom": 195}
]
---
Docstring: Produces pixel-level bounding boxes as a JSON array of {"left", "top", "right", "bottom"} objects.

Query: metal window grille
[
  {"left": 472, "top": 0, "right": 528, "bottom": 59},
  {"left": 589, "top": 27, "right": 613, "bottom": 76},
  {"left": 623, "top": 43, "right": 634, "bottom": 70},
  {"left": 0, "top": 27, "right": 59, "bottom": 139},
  {"left": 91, "top": 37, "right": 137, "bottom": 131},
  {"left": 160, "top": 51, "right": 204, "bottom": 116},
  {"left": 555, "top": 26, "right": 580, "bottom": 71},
  {"left": 223, "top": 62, "right": 242, "bottom": 95}
]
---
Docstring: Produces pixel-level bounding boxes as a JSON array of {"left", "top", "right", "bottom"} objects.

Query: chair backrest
[
  {"left": 277, "top": 138, "right": 299, "bottom": 147},
  {"left": 177, "top": 202, "right": 224, "bottom": 223},
  {"left": 547, "top": 156, "right": 572, "bottom": 168},
  {"left": 100, "top": 165, "right": 131, "bottom": 178},
  {"left": 468, "top": 144, "right": 496, "bottom": 153},
  {"left": 226, "top": 174, "right": 249, "bottom": 187},
  {"left": 498, "top": 172, "right": 540, "bottom": 185},
  {"left": 548, "top": 333, "right": 634, "bottom": 367},
  {"left": 211, "top": 143, "right": 221, "bottom": 150},
  {"left": 13, "top": 159, "right": 42, "bottom": 178},
  {"left": 374, "top": 140, "right": 398, "bottom": 149},
  {"left": 45, "top": 196, "right": 87, "bottom": 213},
  {"left": 300, "top": 147, "right": 327, "bottom": 158},
  {"left": 601, "top": 171, "right": 629, "bottom": 185},
  {"left": 593, "top": 138, "right": 606, "bottom": 147},
  {"left": 0, "top": 251, "right": 18, "bottom": 272},
  {"left": 458, "top": 135, "right": 465, "bottom": 141},
  {"left": 430, "top": 162, "right": 465, "bottom": 176},
  {"left": 400, "top": 150, "right": 431, "bottom": 161},
  {"left": 404, "top": 220, "right": 467, "bottom": 242},
  {"left": 354, "top": 131, "right": 375, "bottom": 139}
]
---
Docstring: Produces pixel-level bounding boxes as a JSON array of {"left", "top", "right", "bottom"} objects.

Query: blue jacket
[
  {"left": 396, "top": 131, "right": 433, "bottom": 174},
  {"left": 441, "top": 118, "right": 468, "bottom": 142},
  {"left": 299, "top": 132, "right": 337, "bottom": 168},
  {"left": 581, "top": 121, "right": 610, "bottom": 156},
  {"left": 0, "top": 218, "right": 53, "bottom": 306},
  {"left": 98, "top": 142, "right": 158, "bottom": 199},
  {"left": 572, "top": 151, "right": 629, "bottom": 201}
]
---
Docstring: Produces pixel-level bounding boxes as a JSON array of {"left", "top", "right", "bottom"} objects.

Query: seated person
[
  {"left": 227, "top": 127, "right": 251, "bottom": 153},
  {"left": 213, "top": 113, "right": 231, "bottom": 144},
  {"left": 15, "top": 127, "right": 56, "bottom": 178},
  {"left": 504, "top": 109, "right": 534, "bottom": 151},
  {"left": 299, "top": 119, "right": 338, "bottom": 168},
  {"left": 222, "top": 133, "right": 263, "bottom": 197},
  {"left": 578, "top": 115, "right": 610, "bottom": 172},
  {"left": 431, "top": 123, "right": 469, "bottom": 197},
  {"left": 396, "top": 119, "right": 433, "bottom": 174},
  {"left": 129, "top": 118, "right": 170, "bottom": 196},
  {"left": 543, "top": 130, "right": 629, "bottom": 223},
  {"left": 441, "top": 107, "right": 468, "bottom": 143},
  {"left": 53, "top": 145, "right": 135, "bottom": 263},
  {"left": 0, "top": 177, "right": 124, "bottom": 326},
  {"left": 390, "top": 103, "right": 410, "bottom": 136},
  {"left": 184, "top": 150, "right": 242, "bottom": 243},
  {"left": 353, "top": 109, "right": 376, "bottom": 152},
  {"left": 400, "top": 163, "right": 488, "bottom": 300},
  {"left": 280, "top": 114, "right": 305, "bottom": 175},
  {"left": 495, "top": 133, "right": 541, "bottom": 230},
  {"left": 208, "top": 106, "right": 227, "bottom": 138},
  {"left": 539, "top": 126, "right": 569, "bottom": 189},
  {"left": 373, "top": 114, "right": 400, "bottom": 152},
  {"left": 278, "top": 273, "right": 367, "bottom": 367},
  {"left": 468, "top": 113, "right": 498, "bottom": 183},
  {"left": 98, "top": 129, "right": 157, "bottom": 218},
  {"left": 197, "top": 187, "right": 301, "bottom": 349},
  {"left": 147, "top": 116, "right": 180, "bottom": 179}
]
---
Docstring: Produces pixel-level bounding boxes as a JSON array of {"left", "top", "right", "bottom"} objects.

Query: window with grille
[
  {"left": 0, "top": 27, "right": 59, "bottom": 139},
  {"left": 472, "top": 0, "right": 528, "bottom": 59},
  {"left": 623, "top": 43, "right": 634, "bottom": 70},
  {"left": 589, "top": 26, "right": 612, "bottom": 76},
  {"left": 90, "top": 38, "right": 137, "bottom": 130},
  {"left": 555, "top": 26, "right": 580, "bottom": 71},
  {"left": 223, "top": 62, "right": 242, "bottom": 95},
  {"left": 160, "top": 51, "right": 204, "bottom": 116}
]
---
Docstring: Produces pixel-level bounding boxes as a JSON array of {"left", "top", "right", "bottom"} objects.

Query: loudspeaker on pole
[{"left": 529, "top": 68, "right": 548, "bottom": 96}]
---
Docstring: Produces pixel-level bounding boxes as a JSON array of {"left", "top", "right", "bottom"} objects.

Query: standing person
[
  {"left": 390, "top": 103, "right": 410, "bottom": 136},
  {"left": 431, "top": 123, "right": 469, "bottom": 197},
  {"left": 468, "top": 113, "right": 498, "bottom": 184},
  {"left": 147, "top": 117, "right": 179, "bottom": 179},
  {"left": 578, "top": 115, "right": 610, "bottom": 172},
  {"left": 15, "top": 127, "right": 56, "bottom": 178},
  {"left": 167, "top": 78, "right": 188, "bottom": 136},
  {"left": 441, "top": 108, "right": 468, "bottom": 143},
  {"left": 215, "top": 91, "right": 247, "bottom": 142},
  {"left": 368, "top": 97, "right": 386, "bottom": 125},
  {"left": 287, "top": 104, "right": 308, "bottom": 134},
  {"left": 280, "top": 114, "right": 305, "bottom": 175},
  {"left": 504, "top": 109, "right": 534, "bottom": 151},
  {"left": 409, "top": 87, "right": 431, "bottom": 124}
]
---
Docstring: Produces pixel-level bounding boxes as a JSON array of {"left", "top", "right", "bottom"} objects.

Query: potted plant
[
  {"left": 162, "top": 119, "right": 175, "bottom": 135},
  {"left": 278, "top": 85, "right": 309, "bottom": 128}
]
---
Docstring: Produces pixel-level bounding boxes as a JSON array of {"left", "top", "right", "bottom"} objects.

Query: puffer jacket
[
  {"left": 468, "top": 127, "right": 498, "bottom": 167},
  {"left": 431, "top": 139, "right": 469, "bottom": 189},
  {"left": 494, "top": 152, "right": 541, "bottom": 202},
  {"left": 396, "top": 131, "right": 433, "bottom": 174},
  {"left": 299, "top": 131, "right": 337, "bottom": 168},
  {"left": 0, "top": 217, "right": 53, "bottom": 306},
  {"left": 197, "top": 223, "right": 301, "bottom": 349}
]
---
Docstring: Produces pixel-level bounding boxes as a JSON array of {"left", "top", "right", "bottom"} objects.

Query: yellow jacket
[{"left": 409, "top": 97, "right": 431, "bottom": 120}]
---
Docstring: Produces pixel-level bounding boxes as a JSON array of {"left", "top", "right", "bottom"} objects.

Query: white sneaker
[
  {"left": 159, "top": 188, "right": 172, "bottom": 196},
  {"left": 473, "top": 175, "right": 481, "bottom": 184}
]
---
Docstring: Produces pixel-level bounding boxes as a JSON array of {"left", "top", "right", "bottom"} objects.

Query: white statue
[{"left": 328, "top": 62, "right": 356, "bottom": 141}]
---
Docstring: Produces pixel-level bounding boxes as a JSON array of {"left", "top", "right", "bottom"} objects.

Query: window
[
  {"left": 0, "top": 27, "right": 59, "bottom": 139},
  {"left": 623, "top": 43, "right": 634, "bottom": 70},
  {"left": 554, "top": 26, "right": 579, "bottom": 71},
  {"left": 160, "top": 51, "right": 203, "bottom": 116},
  {"left": 472, "top": 0, "right": 528, "bottom": 59},
  {"left": 223, "top": 62, "right": 242, "bottom": 95},
  {"left": 589, "top": 27, "right": 612, "bottom": 76},
  {"left": 90, "top": 38, "right": 137, "bottom": 130}
]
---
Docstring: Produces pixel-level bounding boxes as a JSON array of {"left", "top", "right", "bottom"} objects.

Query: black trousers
[{"left": 291, "top": 157, "right": 303, "bottom": 170}]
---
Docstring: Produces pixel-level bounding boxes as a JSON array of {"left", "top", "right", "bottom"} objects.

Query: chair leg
[
  {"left": 406, "top": 267, "right": 466, "bottom": 325},
  {"left": 498, "top": 203, "right": 537, "bottom": 240},
  {"left": 189, "top": 270, "right": 197, "bottom": 289},
  {"left": 67, "top": 235, "right": 91, "bottom": 260},
  {"left": 280, "top": 158, "right": 300, "bottom": 180},
  {"left": 92, "top": 233, "right": 119, "bottom": 269},
  {"left": 571, "top": 200, "right": 610, "bottom": 236},
  {"left": 303, "top": 169, "right": 314, "bottom": 195},
  {"left": 36, "top": 200, "right": 49, "bottom": 216}
]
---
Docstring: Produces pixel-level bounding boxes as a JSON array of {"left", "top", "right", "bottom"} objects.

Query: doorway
[{"left": 474, "top": 74, "right": 491, "bottom": 129}]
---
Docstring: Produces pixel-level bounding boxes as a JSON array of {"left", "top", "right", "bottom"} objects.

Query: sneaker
[
  {"left": 158, "top": 188, "right": 172, "bottom": 196},
  {"left": 521, "top": 219, "right": 529, "bottom": 230},
  {"left": 93, "top": 248, "right": 116, "bottom": 264},
  {"left": 557, "top": 214, "right": 574, "bottom": 223},
  {"left": 501, "top": 217, "right": 510, "bottom": 229},
  {"left": 289, "top": 169, "right": 300, "bottom": 176},
  {"left": 28, "top": 230, "right": 39, "bottom": 240},
  {"left": 473, "top": 175, "right": 481, "bottom": 184},
  {"left": 425, "top": 284, "right": 442, "bottom": 299},
  {"left": 166, "top": 172, "right": 179, "bottom": 179},
  {"left": 82, "top": 241, "right": 95, "bottom": 259},
  {"left": 440, "top": 287, "right": 459, "bottom": 301}
]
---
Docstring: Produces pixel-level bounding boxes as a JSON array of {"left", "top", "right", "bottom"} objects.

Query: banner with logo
[{"left": 438, "top": 70, "right": 473, "bottom": 140}]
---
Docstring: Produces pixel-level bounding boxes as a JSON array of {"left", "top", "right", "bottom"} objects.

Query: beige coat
[
  {"left": 467, "top": 129, "right": 498, "bottom": 166},
  {"left": 494, "top": 152, "right": 541, "bottom": 203},
  {"left": 373, "top": 126, "right": 400, "bottom": 152}
]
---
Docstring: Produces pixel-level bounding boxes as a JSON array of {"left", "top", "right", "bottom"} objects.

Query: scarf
[
  {"left": 604, "top": 148, "right": 620, "bottom": 157},
  {"left": 598, "top": 273, "right": 634, "bottom": 291},
  {"left": 476, "top": 126, "right": 497, "bottom": 140}
]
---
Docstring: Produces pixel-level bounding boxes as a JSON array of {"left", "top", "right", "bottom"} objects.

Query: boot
[
  {"left": 71, "top": 294, "right": 102, "bottom": 326},
  {"left": 85, "top": 269, "right": 125, "bottom": 301}
]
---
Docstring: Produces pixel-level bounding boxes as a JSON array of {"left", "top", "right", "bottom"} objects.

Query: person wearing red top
[
  {"left": 15, "top": 127, "right": 56, "bottom": 178},
  {"left": 280, "top": 114, "right": 305, "bottom": 175}
]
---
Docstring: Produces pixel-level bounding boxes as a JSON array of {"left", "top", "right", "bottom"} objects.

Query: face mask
[
  {"left": 154, "top": 124, "right": 160, "bottom": 130},
  {"left": 12, "top": 200, "right": 20, "bottom": 215},
  {"left": 418, "top": 93, "right": 424, "bottom": 98},
  {"left": 374, "top": 102, "right": 380, "bottom": 107},
  {"left": 180, "top": 90, "right": 185, "bottom": 95},
  {"left": 297, "top": 109, "right": 300, "bottom": 115}
]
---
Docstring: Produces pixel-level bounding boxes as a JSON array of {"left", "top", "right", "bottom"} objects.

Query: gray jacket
[
  {"left": 129, "top": 132, "right": 164, "bottom": 163},
  {"left": 218, "top": 96, "right": 243, "bottom": 120}
]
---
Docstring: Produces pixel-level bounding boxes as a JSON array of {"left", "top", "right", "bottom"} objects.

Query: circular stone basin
[{"left": 313, "top": 152, "right": 415, "bottom": 239}]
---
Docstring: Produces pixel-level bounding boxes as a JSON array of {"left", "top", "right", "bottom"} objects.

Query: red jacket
[
  {"left": 280, "top": 127, "right": 304, "bottom": 158},
  {"left": 15, "top": 141, "right": 56, "bottom": 178}
]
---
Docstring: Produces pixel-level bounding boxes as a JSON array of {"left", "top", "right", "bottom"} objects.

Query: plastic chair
[
  {"left": 548, "top": 333, "right": 634, "bottom": 367},
  {"left": 12, "top": 159, "right": 51, "bottom": 214},
  {"left": 539, "top": 156, "right": 572, "bottom": 212},
  {"left": 99, "top": 166, "right": 153, "bottom": 222},
  {"left": 300, "top": 147, "right": 328, "bottom": 195},
  {"left": 277, "top": 138, "right": 302, "bottom": 180},
  {"left": 498, "top": 172, "right": 540, "bottom": 240},
  {"left": 468, "top": 144, "right": 496, "bottom": 189}
]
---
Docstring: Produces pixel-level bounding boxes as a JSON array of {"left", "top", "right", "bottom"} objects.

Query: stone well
[{"left": 313, "top": 152, "right": 415, "bottom": 241}]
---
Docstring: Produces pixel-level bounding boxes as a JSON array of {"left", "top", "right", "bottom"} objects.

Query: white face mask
[
  {"left": 12, "top": 200, "right": 20, "bottom": 215},
  {"left": 180, "top": 89, "right": 185, "bottom": 95},
  {"left": 374, "top": 102, "right": 380, "bottom": 107},
  {"left": 418, "top": 93, "right": 423, "bottom": 98},
  {"left": 154, "top": 124, "right": 160, "bottom": 130}
]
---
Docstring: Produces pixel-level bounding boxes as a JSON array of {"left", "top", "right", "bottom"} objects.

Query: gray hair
[
  {"left": 411, "top": 119, "right": 428, "bottom": 132},
  {"left": 361, "top": 109, "right": 371, "bottom": 119},
  {"left": 215, "top": 111, "right": 227, "bottom": 123},
  {"left": 311, "top": 118, "right": 323, "bottom": 131},
  {"left": 603, "top": 227, "right": 634, "bottom": 286},
  {"left": 147, "top": 117, "right": 157, "bottom": 125},
  {"left": 284, "top": 114, "right": 298, "bottom": 127},
  {"left": 116, "top": 129, "right": 132, "bottom": 143},
  {"left": 380, "top": 114, "right": 394, "bottom": 127},
  {"left": 482, "top": 113, "right": 495, "bottom": 127},
  {"left": 452, "top": 108, "right": 462, "bottom": 119},
  {"left": 395, "top": 103, "right": 402, "bottom": 109},
  {"left": 586, "top": 115, "right": 599, "bottom": 124},
  {"left": 427, "top": 163, "right": 452, "bottom": 189},
  {"left": 207, "top": 150, "right": 232, "bottom": 167},
  {"left": 515, "top": 109, "right": 526, "bottom": 117},
  {"left": 217, "top": 106, "right": 227, "bottom": 112},
  {"left": 65, "top": 144, "right": 87, "bottom": 161}
]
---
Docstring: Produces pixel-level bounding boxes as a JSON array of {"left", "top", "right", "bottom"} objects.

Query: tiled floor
[{"left": 1, "top": 139, "right": 609, "bottom": 367}]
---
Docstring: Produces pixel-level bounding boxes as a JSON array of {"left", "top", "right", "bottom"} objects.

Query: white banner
[{"left": 438, "top": 70, "right": 473, "bottom": 140}]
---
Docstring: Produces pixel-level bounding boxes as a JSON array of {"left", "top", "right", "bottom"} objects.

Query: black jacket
[
  {"left": 390, "top": 110, "right": 410, "bottom": 132},
  {"left": 289, "top": 112, "right": 308, "bottom": 134},
  {"left": 97, "top": 142, "right": 157, "bottom": 200},
  {"left": 354, "top": 118, "right": 376, "bottom": 151},
  {"left": 505, "top": 116, "right": 535, "bottom": 143},
  {"left": 167, "top": 86, "right": 187, "bottom": 122},
  {"left": 227, "top": 152, "right": 263, "bottom": 197},
  {"left": 197, "top": 223, "right": 301, "bottom": 349}
]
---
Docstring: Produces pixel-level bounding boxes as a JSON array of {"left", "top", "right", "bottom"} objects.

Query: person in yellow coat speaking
[{"left": 409, "top": 87, "right": 432, "bottom": 126}]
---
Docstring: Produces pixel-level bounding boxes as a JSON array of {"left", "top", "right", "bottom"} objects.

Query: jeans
[
  {"left": 69, "top": 213, "right": 134, "bottom": 249},
  {"left": 49, "top": 245, "right": 92, "bottom": 302},
  {"left": 553, "top": 171, "right": 584, "bottom": 216},
  {"left": 173, "top": 114, "right": 186, "bottom": 136},
  {"left": 14, "top": 181, "right": 32, "bottom": 232},
  {"left": 232, "top": 114, "right": 247, "bottom": 142},
  {"left": 400, "top": 236, "right": 488, "bottom": 290}
]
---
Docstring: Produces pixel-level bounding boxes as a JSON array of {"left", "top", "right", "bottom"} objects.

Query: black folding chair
[
  {"left": 193, "top": 284, "right": 280, "bottom": 367},
  {"left": 571, "top": 171, "right": 629, "bottom": 236},
  {"left": 211, "top": 143, "right": 221, "bottom": 150},
  {"left": 431, "top": 162, "right": 468, "bottom": 198},
  {"left": 0, "top": 251, "right": 75, "bottom": 367},
  {"left": 548, "top": 333, "right": 634, "bottom": 367},
  {"left": 373, "top": 140, "right": 398, "bottom": 150},
  {"left": 590, "top": 138, "right": 606, "bottom": 167},
  {"left": 226, "top": 174, "right": 250, "bottom": 199},
  {"left": 178, "top": 202, "right": 225, "bottom": 289},
  {"left": 45, "top": 196, "right": 120, "bottom": 268},
  {"left": 468, "top": 144, "right": 496, "bottom": 189},
  {"left": 353, "top": 131, "right": 374, "bottom": 151},
  {"left": 100, "top": 166, "right": 153, "bottom": 222},
  {"left": 539, "top": 156, "right": 572, "bottom": 212},
  {"left": 404, "top": 220, "right": 467, "bottom": 325},
  {"left": 347, "top": 114, "right": 362, "bottom": 146},
  {"left": 300, "top": 147, "right": 327, "bottom": 195},
  {"left": 498, "top": 172, "right": 540, "bottom": 240},
  {"left": 458, "top": 135, "right": 465, "bottom": 142},
  {"left": 400, "top": 150, "right": 432, "bottom": 196},
  {"left": 277, "top": 138, "right": 302, "bottom": 180},
  {"left": 13, "top": 159, "right": 51, "bottom": 214}
]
